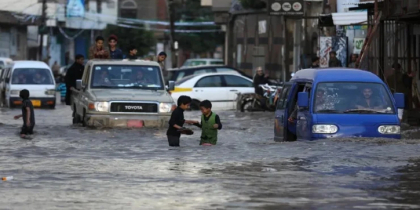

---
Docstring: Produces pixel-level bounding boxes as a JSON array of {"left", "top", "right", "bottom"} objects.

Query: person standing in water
[
  {"left": 14, "top": 89, "right": 35, "bottom": 139},
  {"left": 193, "top": 100, "right": 222, "bottom": 146}
]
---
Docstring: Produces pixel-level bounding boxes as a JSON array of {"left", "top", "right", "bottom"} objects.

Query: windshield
[
  {"left": 313, "top": 82, "right": 395, "bottom": 114},
  {"left": 175, "top": 74, "right": 195, "bottom": 86},
  {"left": 12, "top": 68, "right": 54, "bottom": 85},
  {"left": 183, "top": 60, "right": 206, "bottom": 67},
  {"left": 91, "top": 65, "right": 164, "bottom": 90}
]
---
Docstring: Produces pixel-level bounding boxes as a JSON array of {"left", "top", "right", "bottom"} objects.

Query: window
[
  {"left": 188, "top": 61, "right": 206, "bottom": 67},
  {"left": 210, "top": 61, "right": 223, "bottom": 65},
  {"left": 216, "top": 67, "right": 235, "bottom": 73},
  {"left": 175, "top": 71, "right": 185, "bottom": 81},
  {"left": 277, "top": 87, "right": 290, "bottom": 110},
  {"left": 223, "top": 75, "right": 252, "bottom": 87},
  {"left": 193, "top": 69, "right": 212, "bottom": 75},
  {"left": 195, "top": 76, "right": 223, "bottom": 87},
  {"left": 313, "top": 82, "right": 395, "bottom": 114},
  {"left": 120, "top": 0, "right": 137, "bottom": 19},
  {"left": 91, "top": 65, "right": 164, "bottom": 90},
  {"left": 11, "top": 68, "right": 54, "bottom": 85}
]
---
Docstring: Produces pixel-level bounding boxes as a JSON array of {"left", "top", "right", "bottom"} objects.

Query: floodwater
[{"left": 1, "top": 104, "right": 420, "bottom": 210}]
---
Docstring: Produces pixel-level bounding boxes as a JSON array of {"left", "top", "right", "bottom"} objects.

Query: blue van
[{"left": 274, "top": 68, "right": 405, "bottom": 141}]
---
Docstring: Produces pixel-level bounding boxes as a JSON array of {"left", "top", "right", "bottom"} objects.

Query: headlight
[
  {"left": 159, "top": 103, "right": 176, "bottom": 113},
  {"left": 312, "top": 124, "right": 338, "bottom": 134},
  {"left": 378, "top": 125, "right": 400, "bottom": 134},
  {"left": 94, "top": 102, "right": 109, "bottom": 112},
  {"left": 45, "top": 89, "right": 56, "bottom": 95},
  {"left": 10, "top": 90, "right": 20, "bottom": 95}
]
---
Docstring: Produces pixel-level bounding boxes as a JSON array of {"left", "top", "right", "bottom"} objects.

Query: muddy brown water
[{"left": 1, "top": 104, "right": 420, "bottom": 210}]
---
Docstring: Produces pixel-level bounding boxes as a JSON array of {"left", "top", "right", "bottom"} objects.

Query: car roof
[
  {"left": 291, "top": 68, "right": 383, "bottom": 83},
  {"left": 176, "top": 72, "right": 251, "bottom": 86},
  {"left": 13, "top": 61, "right": 50, "bottom": 69},
  {"left": 168, "top": 65, "right": 229, "bottom": 71},
  {"left": 87, "top": 59, "right": 160, "bottom": 67}
]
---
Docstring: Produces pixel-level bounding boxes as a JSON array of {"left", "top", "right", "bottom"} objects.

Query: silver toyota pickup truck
[{"left": 71, "top": 60, "right": 175, "bottom": 128}]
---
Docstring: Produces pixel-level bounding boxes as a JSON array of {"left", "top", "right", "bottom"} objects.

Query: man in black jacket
[
  {"left": 253, "top": 66, "right": 269, "bottom": 110},
  {"left": 64, "top": 54, "right": 85, "bottom": 105}
]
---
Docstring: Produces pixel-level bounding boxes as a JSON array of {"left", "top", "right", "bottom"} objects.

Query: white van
[{"left": 5, "top": 61, "right": 56, "bottom": 108}]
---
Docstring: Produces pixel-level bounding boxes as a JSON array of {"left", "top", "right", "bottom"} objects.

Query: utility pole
[
  {"left": 38, "top": 0, "right": 47, "bottom": 60},
  {"left": 168, "top": 0, "right": 176, "bottom": 68}
]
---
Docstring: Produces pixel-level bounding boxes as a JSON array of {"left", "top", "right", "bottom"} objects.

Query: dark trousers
[
  {"left": 20, "top": 125, "right": 34, "bottom": 135},
  {"left": 167, "top": 135, "right": 180, "bottom": 147}
]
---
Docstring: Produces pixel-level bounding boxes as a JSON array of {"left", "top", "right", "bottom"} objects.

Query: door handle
[{"left": 230, "top": 89, "right": 238, "bottom": 92}]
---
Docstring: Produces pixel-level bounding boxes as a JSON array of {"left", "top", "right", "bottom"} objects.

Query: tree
[
  {"left": 173, "top": 0, "right": 225, "bottom": 55},
  {"left": 103, "top": 25, "right": 156, "bottom": 56}
]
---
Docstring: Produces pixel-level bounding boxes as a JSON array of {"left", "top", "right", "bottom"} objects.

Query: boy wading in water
[
  {"left": 193, "top": 100, "right": 222, "bottom": 146},
  {"left": 167, "top": 96, "right": 198, "bottom": 147},
  {"left": 13, "top": 89, "right": 35, "bottom": 139}
]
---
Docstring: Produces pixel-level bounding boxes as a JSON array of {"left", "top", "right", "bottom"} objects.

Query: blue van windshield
[{"left": 313, "top": 82, "right": 395, "bottom": 114}]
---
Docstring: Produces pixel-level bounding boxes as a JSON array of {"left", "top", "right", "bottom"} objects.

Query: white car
[
  {"left": 181, "top": 58, "right": 223, "bottom": 68},
  {"left": 4, "top": 61, "right": 56, "bottom": 108},
  {"left": 170, "top": 73, "right": 255, "bottom": 110}
]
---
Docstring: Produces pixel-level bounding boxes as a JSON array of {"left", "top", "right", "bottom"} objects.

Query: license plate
[
  {"left": 31, "top": 100, "right": 41, "bottom": 107},
  {"left": 127, "top": 120, "right": 144, "bottom": 128}
]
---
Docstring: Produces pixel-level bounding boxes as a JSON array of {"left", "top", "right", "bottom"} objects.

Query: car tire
[
  {"left": 49, "top": 104, "right": 56, "bottom": 109},
  {"left": 241, "top": 100, "right": 253, "bottom": 112},
  {"left": 72, "top": 113, "right": 81, "bottom": 125},
  {"left": 190, "top": 100, "right": 200, "bottom": 111}
]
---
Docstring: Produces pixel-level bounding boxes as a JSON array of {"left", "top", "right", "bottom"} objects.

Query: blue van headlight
[
  {"left": 378, "top": 125, "right": 400, "bottom": 134},
  {"left": 312, "top": 125, "right": 338, "bottom": 134}
]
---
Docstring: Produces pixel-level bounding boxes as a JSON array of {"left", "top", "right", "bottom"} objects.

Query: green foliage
[
  {"left": 103, "top": 25, "right": 156, "bottom": 56},
  {"left": 173, "top": 0, "right": 224, "bottom": 54},
  {"left": 239, "top": 0, "right": 267, "bottom": 10}
]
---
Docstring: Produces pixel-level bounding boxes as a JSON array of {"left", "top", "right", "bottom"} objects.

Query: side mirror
[
  {"left": 5, "top": 78, "right": 9, "bottom": 83},
  {"left": 394, "top": 93, "right": 405, "bottom": 109},
  {"left": 297, "top": 92, "right": 309, "bottom": 108},
  {"left": 76, "top": 80, "right": 83, "bottom": 90},
  {"left": 168, "top": 80, "right": 175, "bottom": 91}
]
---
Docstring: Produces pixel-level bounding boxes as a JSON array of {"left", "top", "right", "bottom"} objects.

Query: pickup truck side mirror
[
  {"left": 297, "top": 92, "right": 309, "bottom": 108},
  {"left": 76, "top": 80, "right": 84, "bottom": 90},
  {"left": 168, "top": 81, "right": 175, "bottom": 91},
  {"left": 394, "top": 93, "right": 405, "bottom": 109}
]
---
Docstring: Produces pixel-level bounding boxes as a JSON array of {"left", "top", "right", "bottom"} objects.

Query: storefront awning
[{"left": 331, "top": 11, "right": 368, "bottom": 25}]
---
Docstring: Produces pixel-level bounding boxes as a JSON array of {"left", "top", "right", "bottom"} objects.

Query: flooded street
[{"left": 1, "top": 104, "right": 420, "bottom": 210}]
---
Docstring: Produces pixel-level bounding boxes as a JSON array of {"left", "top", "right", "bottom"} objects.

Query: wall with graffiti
[{"left": 319, "top": 36, "right": 348, "bottom": 68}]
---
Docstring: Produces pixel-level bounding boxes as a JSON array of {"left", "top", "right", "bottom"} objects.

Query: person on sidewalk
[{"left": 328, "top": 51, "right": 342, "bottom": 67}]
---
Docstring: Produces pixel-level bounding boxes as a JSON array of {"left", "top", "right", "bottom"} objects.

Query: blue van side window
[{"left": 277, "top": 87, "right": 290, "bottom": 110}]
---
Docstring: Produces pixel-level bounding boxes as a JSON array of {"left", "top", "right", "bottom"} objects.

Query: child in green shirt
[{"left": 193, "top": 100, "right": 222, "bottom": 145}]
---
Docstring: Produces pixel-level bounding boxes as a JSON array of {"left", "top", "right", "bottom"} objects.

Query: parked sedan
[
  {"left": 170, "top": 73, "right": 255, "bottom": 110},
  {"left": 167, "top": 65, "right": 251, "bottom": 83}
]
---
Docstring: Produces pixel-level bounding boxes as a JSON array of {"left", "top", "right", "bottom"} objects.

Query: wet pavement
[{"left": 1, "top": 104, "right": 420, "bottom": 210}]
